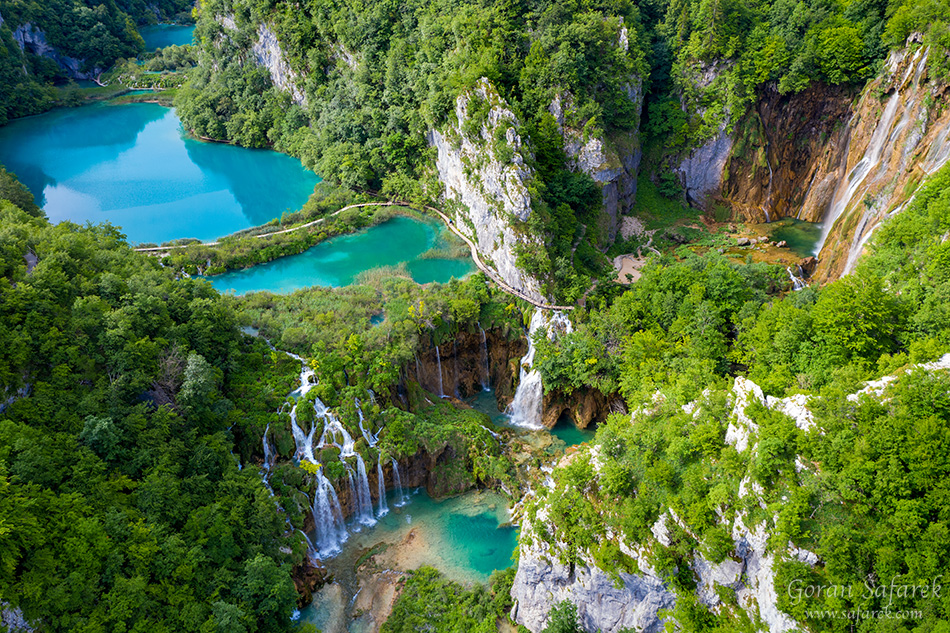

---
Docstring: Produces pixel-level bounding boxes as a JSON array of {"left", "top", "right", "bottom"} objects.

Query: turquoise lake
[
  {"left": 139, "top": 24, "right": 196, "bottom": 50},
  {"left": 208, "top": 216, "right": 476, "bottom": 294},
  {"left": 0, "top": 103, "right": 319, "bottom": 244}
]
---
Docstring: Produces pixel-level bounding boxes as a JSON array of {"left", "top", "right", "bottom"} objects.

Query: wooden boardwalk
[{"left": 135, "top": 201, "right": 573, "bottom": 311}]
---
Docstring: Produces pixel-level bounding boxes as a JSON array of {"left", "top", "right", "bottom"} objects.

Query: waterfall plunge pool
[
  {"left": 766, "top": 217, "right": 823, "bottom": 258},
  {"left": 300, "top": 488, "right": 516, "bottom": 633}
]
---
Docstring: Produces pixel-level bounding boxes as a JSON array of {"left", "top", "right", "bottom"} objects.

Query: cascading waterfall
[
  {"left": 435, "top": 345, "right": 445, "bottom": 398},
  {"left": 312, "top": 473, "right": 347, "bottom": 555},
  {"left": 413, "top": 353, "right": 421, "bottom": 383},
  {"left": 392, "top": 458, "right": 406, "bottom": 506},
  {"left": 354, "top": 455, "right": 375, "bottom": 525},
  {"left": 376, "top": 457, "right": 389, "bottom": 517},
  {"left": 508, "top": 310, "right": 573, "bottom": 429},
  {"left": 356, "top": 399, "right": 377, "bottom": 447},
  {"left": 786, "top": 267, "right": 807, "bottom": 291},
  {"left": 262, "top": 422, "right": 274, "bottom": 470},
  {"left": 478, "top": 325, "right": 491, "bottom": 390}
]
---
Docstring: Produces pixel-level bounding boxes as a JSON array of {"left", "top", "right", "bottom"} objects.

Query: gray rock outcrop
[
  {"left": 677, "top": 127, "right": 733, "bottom": 208},
  {"left": 253, "top": 23, "right": 307, "bottom": 106},
  {"left": 428, "top": 78, "right": 544, "bottom": 302},
  {"left": 511, "top": 527, "right": 675, "bottom": 633},
  {"left": 12, "top": 23, "right": 98, "bottom": 80},
  {"left": 548, "top": 82, "right": 643, "bottom": 242}
]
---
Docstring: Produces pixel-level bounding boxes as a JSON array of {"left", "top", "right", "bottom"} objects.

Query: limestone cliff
[
  {"left": 252, "top": 23, "right": 307, "bottom": 106},
  {"left": 674, "top": 62, "right": 735, "bottom": 209},
  {"left": 722, "top": 83, "right": 853, "bottom": 223},
  {"left": 429, "top": 78, "right": 545, "bottom": 302},
  {"left": 510, "top": 376, "right": 822, "bottom": 632}
]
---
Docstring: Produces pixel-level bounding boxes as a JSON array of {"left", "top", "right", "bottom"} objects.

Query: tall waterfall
[
  {"left": 508, "top": 310, "right": 573, "bottom": 429},
  {"left": 376, "top": 457, "right": 389, "bottom": 517},
  {"left": 814, "top": 90, "right": 902, "bottom": 255},
  {"left": 354, "top": 455, "right": 375, "bottom": 525},
  {"left": 392, "top": 458, "right": 406, "bottom": 506},
  {"left": 435, "top": 345, "right": 445, "bottom": 397},
  {"left": 312, "top": 472, "right": 347, "bottom": 555},
  {"left": 478, "top": 325, "right": 491, "bottom": 390},
  {"left": 262, "top": 422, "right": 273, "bottom": 470}
]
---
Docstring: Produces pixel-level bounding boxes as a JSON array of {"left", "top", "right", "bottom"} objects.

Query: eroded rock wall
[
  {"left": 12, "top": 22, "right": 98, "bottom": 79},
  {"left": 549, "top": 79, "right": 644, "bottom": 243}
]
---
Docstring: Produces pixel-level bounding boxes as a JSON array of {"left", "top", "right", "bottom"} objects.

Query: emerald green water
[
  {"left": 301, "top": 489, "right": 516, "bottom": 632},
  {"left": 139, "top": 24, "right": 195, "bottom": 49},
  {"left": 208, "top": 216, "right": 475, "bottom": 295},
  {"left": 0, "top": 103, "right": 319, "bottom": 244},
  {"left": 768, "top": 218, "right": 823, "bottom": 258},
  {"left": 466, "top": 389, "right": 511, "bottom": 426}
]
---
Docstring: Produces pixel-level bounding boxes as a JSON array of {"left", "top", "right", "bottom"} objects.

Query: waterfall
[
  {"left": 376, "top": 457, "right": 389, "bottom": 518},
  {"left": 356, "top": 399, "right": 377, "bottom": 446},
  {"left": 355, "top": 455, "right": 376, "bottom": 525},
  {"left": 413, "top": 353, "right": 421, "bottom": 384},
  {"left": 435, "top": 345, "right": 445, "bottom": 398},
  {"left": 814, "top": 90, "right": 902, "bottom": 255},
  {"left": 508, "top": 310, "right": 573, "bottom": 429},
  {"left": 262, "top": 422, "right": 274, "bottom": 470},
  {"left": 478, "top": 325, "right": 490, "bottom": 390},
  {"left": 786, "top": 267, "right": 806, "bottom": 291},
  {"left": 313, "top": 472, "right": 347, "bottom": 555},
  {"left": 298, "top": 529, "right": 318, "bottom": 561},
  {"left": 392, "top": 458, "right": 406, "bottom": 506}
]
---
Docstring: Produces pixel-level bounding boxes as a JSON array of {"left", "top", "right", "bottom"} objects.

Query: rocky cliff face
[
  {"left": 549, "top": 79, "right": 643, "bottom": 242},
  {"left": 429, "top": 79, "right": 546, "bottom": 302},
  {"left": 672, "top": 40, "right": 950, "bottom": 284},
  {"left": 512, "top": 355, "right": 950, "bottom": 631},
  {"left": 11, "top": 23, "right": 98, "bottom": 80},
  {"left": 674, "top": 62, "right": 735, "bottom": 209},
  {"left": 511, "top": 529, "right": 675, "bottom": 633},
  {"left": 722, "top": 83, "right": 853, "bottom": 223},
  {"left": 252, "top": 23, "right": 307, "bottom": 106}
]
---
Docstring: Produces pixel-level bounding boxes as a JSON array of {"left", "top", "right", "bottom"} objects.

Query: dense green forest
[
  {"left": 0, "top": 0, "right": 194, "bottom": 123},
  {"left": 3, "top": 0, "right": 950, "bottom": 628},
  {"left": 518, "top": 164, "right": 950, "bottom": 631}
]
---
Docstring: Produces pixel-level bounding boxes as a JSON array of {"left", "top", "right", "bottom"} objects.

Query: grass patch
[{"left": 630, "top": 174, "right": 702, "bottom": 231}]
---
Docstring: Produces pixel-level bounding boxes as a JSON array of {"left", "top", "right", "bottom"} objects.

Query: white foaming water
[
  {"left": 507, "top": 310, "right": 573, "bottom": 429},
  {"left": 392, "top": 458, "right": 406, "bottom": 506},
  {"left": 376, "top": 457, "right": 389, "bottom": 517},
  {"left": 435, "top": 345, "right": 445, "bottom": 397},
  {"left": 815, "top": 91, "right": 902, "bottom": 255},
  {"left": 786, "top": 267, "right": 806, "bottom": 291}
]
